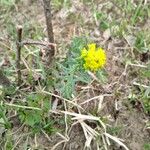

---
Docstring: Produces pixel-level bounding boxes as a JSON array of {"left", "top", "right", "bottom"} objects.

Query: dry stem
[
  {"left": 42, "top": 0, "right": 55, "bottom": 65},
  {"left": 16, "top": 25, "right": 22, "bottom": 85},
  {"left": 22, "top": 40, "right": 56, "bottom": 47}
]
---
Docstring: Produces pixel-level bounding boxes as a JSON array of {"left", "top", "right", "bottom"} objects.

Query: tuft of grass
[
  {"left": 93, "top": 9, "right": 110, "bottom": 31},
  {"left": 107, "top": 126, "right": 123, "bottom": 136},
  {"left": 52, "top": 0, "right": 71, "bottom": 10},
  {"left": 144, "top": 143, "right": 150, "bottom": 150},
  {"left": 4, "top": 134, "right": 14, "bottom": 150},
  {"left": 16, "top": 93, "right": 57, "bottom": 134},
  {"left": 143, "top": 86, "right": 150, "bottom": 114},
  {"left": 0, "top": 104, "right": 12, "bottom": 129},
  {"left": 0, "top": 0, "right": 16, "bottom": 9},
  {"left": 134, "top": 30, "right": 150, "bottom": 53}
]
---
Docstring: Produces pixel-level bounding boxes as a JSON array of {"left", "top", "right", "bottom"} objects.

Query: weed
[
  {"left": 142, "top": 87, "right": 150, "bottom": 114},
  {"left": 0, "top": 105, "right": 11, "bottom": 129},
  {"left": 4, "top": 134, "right": 14, "bottom": 150},
  {"left": 144, "top": 143, "right": 150, "bottom": 150},
  {"left": 52, "top": 0, "right": 71, "bottom": 10},
  {"left": 107, "top": 126, "right": 122, "bottom": 136},
  {"left": 134, "top": 30, "right": 150, "bottom": 53},
  {"left": 54, "top": 37, "right": 107, "bottom": 99},
  {"left": 93, "top": 11, "right": 110, "bottom": 31},
  {"left": 0, "top": 0, "right": 15, "bottom": 6},
  {"left": 17, "top": 93, "right": 54, "bottom": 132}
]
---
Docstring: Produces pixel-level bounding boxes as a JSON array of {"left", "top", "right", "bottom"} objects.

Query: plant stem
[
  {"left": 43, "top": 0, "right": 54, "bottom": 43},
  {"left": 22, "top": 40, "right": 56, "bottom": 47},
  {"left": 16, "top": 25, "right": 22, "bottom": 85},
  {"left": 42, "top": 0, "right": 55, "bottom": 65}
]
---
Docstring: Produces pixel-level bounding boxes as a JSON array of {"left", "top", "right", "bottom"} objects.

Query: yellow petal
[{"left": 88, "top": 43, "right": 96, "bottom": 52}]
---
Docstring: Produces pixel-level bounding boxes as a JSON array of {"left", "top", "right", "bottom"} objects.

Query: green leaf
[
  {"left": 96, "top": 69, "right": 108, "bottom": 83},
  {"left": 19, "top": 110, "right": 42, "bottom": 127}
]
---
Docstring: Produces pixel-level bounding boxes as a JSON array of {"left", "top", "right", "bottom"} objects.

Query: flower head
[{"left": 81, "top": 43, "right": 106, "bottom": 71}]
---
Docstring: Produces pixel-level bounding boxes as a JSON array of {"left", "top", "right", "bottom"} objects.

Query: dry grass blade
[
  {"left": 61, "top": 111, "right": 106, "bottom": 131},
  {"left": 97, "top": 95, "right": 104, "bottom": 113},
  {"left": 80, "top": 94, "right": 113, "bottom": 105},
  {"left": 56, "top": 132, "right": 69, "bottom": 141},
  {"left": 42, "top": 130, "right": 52, "bottom": 142},
  {"left": 133, "top": 82, "right": 149, "bottom": 88},
  {"left": 42, "top": 90, "right": 84, "bottom": 110},
  {"left": 80, "top": 120, "right": 98, "bottom": 149},
  {"left": 129, "top": 63, "right": 147, "bottom": 68},
  {"left": 51, "top": 140, "right": 66, "bottom": 150},
  {"left": 52, "top": 98, "right": 59, "bottom": 110},
  {"left": 102, "top": 134, "right": 108, "bottom": 150},
  {"left": 61, "top": 111, "right": 100, "bottom": 121},
  {"left": 81, "top": 121, "right": 99, "bottom": 137},
  {"left": 4, "top": 103, "right": 42, "bottom": 111},
  {"left": 104, "top": 133, "right": 129, "bottom": 150},
  {"left": 22, "top": 40, "right": 56, "bottom": 47},
  {"left": 87, "top": 71, "right": 99, "bottom": 81}
]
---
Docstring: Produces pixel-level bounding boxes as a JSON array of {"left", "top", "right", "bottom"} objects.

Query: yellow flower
[
  {"left": 81, "top": 43, "right": 106, "bottom": 71},
  {"left": 81, "top": 48, "right": 87, "bottom": 58}
]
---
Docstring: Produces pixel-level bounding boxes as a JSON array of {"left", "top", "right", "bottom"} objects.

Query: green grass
[
  {"left": 134, "top": 30, "right": 150, "bottom": 53},
  {"left": 144, "top": 143, "right": 150, "bottom": 150},
  {"left": 0, "top": 104, "right": 12, "bottom": 129},
  {"left": 52, "top": 0, "right": 71, "bottom": 10},
  {"left": 107, "top": 126, "right": 123, "bottom": 136}
]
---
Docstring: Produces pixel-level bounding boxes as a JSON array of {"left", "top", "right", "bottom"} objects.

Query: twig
[
  {"left": 80, "top": 94, "right": 113, "bottom": 105},
  {"left": 133, "top": 82, "right": 149, "bottom": 89},
  {"left": 42, "top": 0, "right": 54, "bottom": 43},
  {"left": 129, "top": 63, "right": 147, "bottom": 68},
  {"left": 22, "top": 40, "right": 56, "bottom": 47},
  {"left": 41, "top": 130, "right": 52, "bottom": 142},
  {"left": 42, "top": 0, "right": 55, "bottom": 65},
  {"left": 16, "top": 25, "right": 23, "bottom": 85}
]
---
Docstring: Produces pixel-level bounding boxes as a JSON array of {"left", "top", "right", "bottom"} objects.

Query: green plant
[
  {"left": 4, "top": 134, "right": 14, "bottom": 150},
  {"left": 17, "top": 93, "right": 56, "bottom": 134},
  {"left": 134, "top": 30, "right": 150, "bottom": 53},
  {"left": 93, "top": 11, "right": 110, "bottom": 31},
  {"left": 108, "top": 126, "right": 122, "bottom": 136},
  {"left": 144, "top": 143, "right": 150, "bottom": 150},
  {"left": 54, "top": 37, "right": 107, "bottom": 99},
  {"left": 0, "top": 0, "right": 16, "bottom": 7},
  {"left": 52, "top": 0, "right": 71, "bottom": 10},
  {"left": 142, "top": 87, "right": 150, "bottom": 114},
  {"left": 0, "top": 105, "right": 11, "bottom": 129}
]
